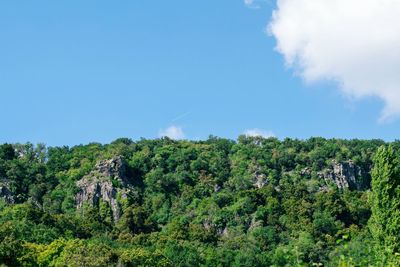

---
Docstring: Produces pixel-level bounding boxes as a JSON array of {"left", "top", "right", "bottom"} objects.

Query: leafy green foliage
[
  {"left": 0, "top": 137, "right": 395, "bottom": 266},
  {"left": 369, "top": 145, "right": 400, "bottom": 264}
]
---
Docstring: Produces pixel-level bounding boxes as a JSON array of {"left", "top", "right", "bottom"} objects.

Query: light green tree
[{"left": 369, "top": 145, "right": 400, "bottom": 263}]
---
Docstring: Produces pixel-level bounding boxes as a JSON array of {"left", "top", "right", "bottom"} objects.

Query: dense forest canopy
[{"left": 0, "top": 136, "right": 400, "bottom": 266}]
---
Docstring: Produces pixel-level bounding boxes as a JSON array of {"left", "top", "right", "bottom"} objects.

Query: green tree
[{"left": 369, "top": 145, "right": 400, "bottom": 261}]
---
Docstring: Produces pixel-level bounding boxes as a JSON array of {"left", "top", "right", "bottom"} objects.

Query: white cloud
[
  {"left": 244, "top": 129, "right": 275, "bottom": 138},
  {"left": 269, "top": 0, "right": 400, "bottom": 121},
  {"left": 244, "top": 0, "right": 260, "bottom": 9},
  {"left": 159, "top": 125, "right": 185, "bottom": 140}
]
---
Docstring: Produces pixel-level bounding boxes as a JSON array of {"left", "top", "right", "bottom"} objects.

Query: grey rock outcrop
[
  {"left": 254, "top": 173, "right": 267, "bottom": 189},
  {"left": 213, "top": 184, "right": 221, "bottom": 193},
  {"left": 248, "top": 217, "right": 263, "bottom": 231},
  {"left": 0, "top": 181, "right": 14, "bottom": 204},
  {"left": 300, "top": 167, "right": 312, "bottom": 176},
  {"left": 319, "top": 160, "right": 368, "bottom": 190},
  {"left": 251, "top": 165, "right": 268, "bottom": 189},
  {"left": 75, "top": 156, "right": 133, "bottom": 222}
]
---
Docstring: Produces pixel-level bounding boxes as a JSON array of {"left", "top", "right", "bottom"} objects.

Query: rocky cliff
[
  {"left": 75, "top": 156, "right": 133, "bottom": 222},
  {"left": 319, "top": 160, "right": 370, "bottom": 190}
]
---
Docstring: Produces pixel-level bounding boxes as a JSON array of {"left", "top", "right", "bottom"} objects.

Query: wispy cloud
[
  {"left": 244, "top": 0, "right": 260, "bottom": 9},
  {"left": 159, "top": 125, "right": 185, "bottom": 140},
  {"left": 244, "top": 129, "right": 275, "bottom": 138},
  {"left": 245, "top": 0, "right": 271, "bottom": 9}
]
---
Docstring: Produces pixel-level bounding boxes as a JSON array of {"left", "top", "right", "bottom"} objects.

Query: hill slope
[{"left": 0, "top": 137, "right": 394, "bottom": 266}]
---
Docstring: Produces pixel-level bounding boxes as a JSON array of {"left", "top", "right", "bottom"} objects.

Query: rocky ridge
[{"left": 75, "top": 156, "right": 133, "bottom": 222}]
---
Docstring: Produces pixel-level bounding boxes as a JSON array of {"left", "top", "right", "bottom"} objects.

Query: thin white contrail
[{"left": 171, "top": 111, "right": 191, "bottom": 122}]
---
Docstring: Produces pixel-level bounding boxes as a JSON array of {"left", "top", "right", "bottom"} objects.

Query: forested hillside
[{"left": 0, "top": 136, "right": 399, "bottom": 266}]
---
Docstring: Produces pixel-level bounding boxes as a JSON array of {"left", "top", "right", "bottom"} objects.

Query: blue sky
[{"left": 0, "top": 0, "right": 398, "bottom": 146}]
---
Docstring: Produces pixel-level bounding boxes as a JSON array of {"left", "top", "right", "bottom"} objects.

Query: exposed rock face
[
  {"left": 319, "top": 160, "right": 369, "bottom": 190},
  {"left": 300, "top": 167, "right": 312, "bottom": 176},
  {"left": 75, "top": 156, "right": 132, "bottom": 222},
  {"left": 0, "top": 182, "right": 14, "bottom": 204},
  {"left": 252, "top": 165, "right": 268, "bottom": 189},
  {"left": 248, "top": 217, "right": 263, "bottom": 231},
  {"left": 213, "top": 184, "right": 221, "bottom": 193},
  {"left": 254, "top": 173, "right": 267, "bottom": 189}
]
